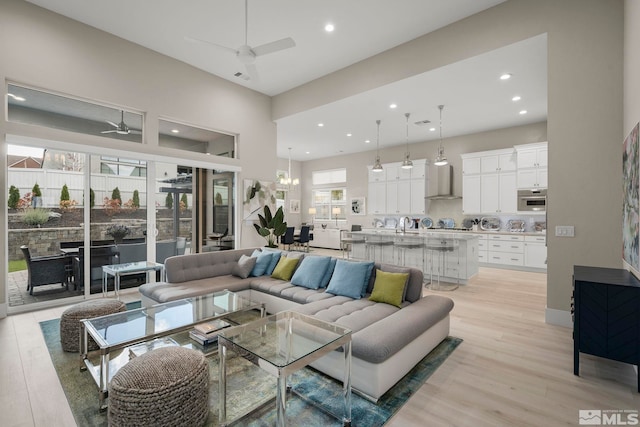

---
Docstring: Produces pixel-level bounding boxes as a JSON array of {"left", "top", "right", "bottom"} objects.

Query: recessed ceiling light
[
  {"left": 512, "top": 95, "right": 521, "bottom": 102},
  {"left": 171, "top": 129, "right": 180, "bottom": 133},
  {"left": 8, "top": 93, "right": 26, "bottom": 102},
  {"left": 317, "top": 123, "right": 324, "bottom": 127},
  {"left": 346, "top": 133, "right": 352, "bottom": 137},
  {"left": 519, "top": 110, "right": 528, "bottom": 115},
  {"left": 305, "top": 151, "right": 310, "bottom": 154},
  {"left": 365, "top": 140, "right": 371, "bottom": 143},
  {"left": 389, "top": 103, "right": 397, "bottom": 109},
  {"left": 429, "top": 127, "right": 436, "bottom": 132},
  {"left": 325, "top": 23, "right": 335, "bottom": 32},
  {"left": 500, "top": 73, "right": 512, "bottom": 80}
]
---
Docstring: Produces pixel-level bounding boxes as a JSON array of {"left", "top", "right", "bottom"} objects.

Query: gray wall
[{"left": 274, "top": 0, "right": 624, "bottom": 323}]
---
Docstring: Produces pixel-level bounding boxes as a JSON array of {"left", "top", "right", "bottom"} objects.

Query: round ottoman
[
  {"left": 59, "top": 299, "right": 127, "bottom": 352},
  {"left": 108, "top": 347, "right": 210, "bottom": 427}
]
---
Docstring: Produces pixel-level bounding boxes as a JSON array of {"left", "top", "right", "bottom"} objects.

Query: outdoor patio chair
[
  {"left": 72, "top": 245, "right": 119, "bottom": 290},
  {"left": 20, "top": 245, "right": 70, "bottom": 295}
]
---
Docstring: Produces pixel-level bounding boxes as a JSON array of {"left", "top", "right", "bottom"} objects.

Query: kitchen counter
[{"left": 349, "top": 230, "right": 479, "bottom": 284}]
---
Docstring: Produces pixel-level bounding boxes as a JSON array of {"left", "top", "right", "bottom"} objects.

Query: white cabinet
[
  {"left": 368, "top": 181, "right": 386, "bottom": 215},
  {"left": 367, "top": 159, "right": 427, "bottom": 215},
  {"left": 487, "top": 234, "right": 525, "bottom": 266},
  {"left": 524, "top": 235, "right": 547, "bottom": 269},
  {"left": 311, "top": 228, "right": 341, "bottom": 249},
  {"left": 515, "top": 142, "right": 548, "bottom": 189},
  {"left": 462, "top": 175, "right": 481, "bottom": 214},
  {"left": 462, "top": 149, "right": 517, "bottom": 214}
]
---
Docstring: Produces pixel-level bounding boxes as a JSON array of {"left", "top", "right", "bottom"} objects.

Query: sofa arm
[{"left": 352, "top": 295, "right": 454, "bottom": 364}]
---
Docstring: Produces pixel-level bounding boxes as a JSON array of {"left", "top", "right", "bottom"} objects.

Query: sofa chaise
[{"left": 139, "top": 247, "right": 454, "bottom": 401}]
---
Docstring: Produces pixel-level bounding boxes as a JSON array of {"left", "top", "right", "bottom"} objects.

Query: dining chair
[
  {"left": 281, "top": 227, "right": 295, "bottom": 250},
  {"left": 294, "top": 226, "right": 311, "bottom": 252}
]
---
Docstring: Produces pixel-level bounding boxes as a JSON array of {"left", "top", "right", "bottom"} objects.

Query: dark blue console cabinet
[{"left": 573, "top": 265, "right": 640, "bottom": 392}]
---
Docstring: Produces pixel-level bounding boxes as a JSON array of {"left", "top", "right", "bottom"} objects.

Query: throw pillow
[
  {"left": 265, "top": 251, "right": 282, "bottom": 275},
  {"left": 271, "top": 256, "right": 300, "bottom": 281},
  {"left": 231, "top": 254, "right": 257, "bottom": 279},
  {"left": 249, "top": 250, "right": 273, "bottom": 277},
  {"left": 290, "top": 256, "right": 332, "bottom": 289},
  {"left": 369, "top": 269, "right": 409, "bottom": 308},
  {"left": 319, "top": 258, "right": 338, "bottom": 288},
  {"left": 378, "top": 264, "right": 412, "bottom": 301},
  {"left": 326, "top": 260, "right": 374, "bottom": 299}
]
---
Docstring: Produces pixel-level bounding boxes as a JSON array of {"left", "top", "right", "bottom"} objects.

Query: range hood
[{"left": 427, "top": 164, "right": 461, "bottom": 200}]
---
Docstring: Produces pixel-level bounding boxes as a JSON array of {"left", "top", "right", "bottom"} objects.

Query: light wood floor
[{"left": 1, "top": 264, "right": 639, "bottom": 426}]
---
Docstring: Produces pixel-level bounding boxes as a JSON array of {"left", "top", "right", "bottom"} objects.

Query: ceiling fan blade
[
  {"left": 245, "top": 63, "right": 259, "bottom": 82},
  {"left": 106, "top": 120, "right": 119, "bottom": 128},
  {"left": 130, "top": 129, "right": 142, "bottom": 135},
  {"left": 101, "top": 130, "right": 117, "bottom": 134},
  {"left": 252, "top": 37, "right": 295, "bottom": 57},
  {"left": 184, "top": 36, "right": 238, "bottom": 55}
]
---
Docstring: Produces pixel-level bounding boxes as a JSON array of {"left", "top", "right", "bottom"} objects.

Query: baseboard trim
[{"left": 545, "top": 307, "right": 572, "bottom": 328}]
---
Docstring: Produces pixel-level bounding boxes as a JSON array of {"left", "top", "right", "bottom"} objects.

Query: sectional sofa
[{"left": 138, "top": 247, "right": 454, "bottom": 401}]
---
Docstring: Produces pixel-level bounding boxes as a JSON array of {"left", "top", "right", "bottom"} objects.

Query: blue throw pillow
[
  {"left": 326, "top": 260, "right": 374, "bottom": 299},
  {"left": 291, "top": 256, "right": 332, "bottom": 289},
  {"left": 250, "top": 250, "right": 273, "bottom": 277},
  {"left": 264, "top": 251, "right": 282, "bottom": 275},
  {"left": 319, "top": 258, "right": 338, "bottom": 288}
]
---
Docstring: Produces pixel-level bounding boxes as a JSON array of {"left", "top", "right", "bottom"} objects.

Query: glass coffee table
[
  {"left": 80, "top": 290, "right": 264, "bottom": 410},
  {"left": 218, "top": 310, "right": 352, "bottom": 427}
]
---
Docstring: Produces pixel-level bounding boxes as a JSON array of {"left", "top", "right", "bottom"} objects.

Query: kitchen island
[{"left": 349, "top": 229, "right": 479, "bottom": 285}]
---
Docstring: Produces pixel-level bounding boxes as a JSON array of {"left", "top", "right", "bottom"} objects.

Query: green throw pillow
[
  {"left": 271, "top": 256, "right": 300, "bottom": 281},
  {"left": 369, "top": 269, "right": 409, "bottom": 308}
]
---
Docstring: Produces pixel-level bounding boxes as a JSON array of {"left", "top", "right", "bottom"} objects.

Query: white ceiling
[{"left": 25, "top": 0, "right": 548, "bottom": 161}]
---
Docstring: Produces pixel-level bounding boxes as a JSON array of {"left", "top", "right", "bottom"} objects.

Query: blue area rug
[{"left": 40, "top": 302, "right": 461, "bottom": 426}]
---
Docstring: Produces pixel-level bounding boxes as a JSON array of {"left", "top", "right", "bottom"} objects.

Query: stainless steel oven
[{"left": 517, "top": 189, "right": 547, "bottom": 211}]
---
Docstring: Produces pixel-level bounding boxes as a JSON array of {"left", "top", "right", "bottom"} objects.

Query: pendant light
[
  {"left": 434, "top": 105, "right": 448, "bottom": 166},
  {"left": 280, "top": 147, "right": 299, "bottom": 186},
  {"left": 372, "top": 119, "right": 384, "bottom": 172},
  {"left": 401, "top": 112, "right": 413, "bottom": 169}
]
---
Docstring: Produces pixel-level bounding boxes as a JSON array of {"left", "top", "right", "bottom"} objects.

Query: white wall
[
  {"left": 0, "top": 0, "right": 277, "bottom": 309},
  {"left": 274, "top": 0, "right": 624, "bottom": 323}
]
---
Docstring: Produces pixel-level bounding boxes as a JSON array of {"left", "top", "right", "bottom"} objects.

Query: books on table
[{"left": 189, "top": 319, "right": 231, "bottom": 346}]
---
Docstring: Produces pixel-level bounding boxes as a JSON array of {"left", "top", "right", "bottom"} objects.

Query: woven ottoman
[
  {"left": 108, "top": 347, "right": 210, "bottom": 427},
  {"left": 60, "top": 299, "right": 126, "bottom": 352}
]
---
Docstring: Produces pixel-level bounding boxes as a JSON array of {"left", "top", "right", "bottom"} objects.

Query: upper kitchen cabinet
[
  {"left": 515, "top": 142, "right": 548, "bottom": 189},
  {"left": 367, "top": 159, "right": 427, "bottom": 215},
  {"left": 461, "top": 149, "right": 518, "bottom": 214}
]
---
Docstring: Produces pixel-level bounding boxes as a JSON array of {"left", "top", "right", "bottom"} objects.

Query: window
[
  {"left": 100, "top": 157, "right": 147, "bottom": 176},
  {"left": 158, "top": 119, "right": 235, "bottom": 157},
  {"left": 312, "top": 168, "right": 346, "bottom": 186},
  {"left": 312, "top": 188, "right": 346, "bottom": 221},
  {"left": 275, "top": 189, "right": 287, "bottom": 211}
]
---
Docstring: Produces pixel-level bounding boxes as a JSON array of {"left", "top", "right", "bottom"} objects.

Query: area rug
[{"left": 40, "top": 306, "right": 461, "bottom": 426}]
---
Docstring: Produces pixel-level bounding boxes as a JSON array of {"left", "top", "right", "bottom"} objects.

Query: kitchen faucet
[{"left": 403, "top": 216, "right": 410, "bottom": 233}]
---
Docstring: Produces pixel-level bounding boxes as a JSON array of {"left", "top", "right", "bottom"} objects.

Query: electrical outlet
[{"left": 555, "top": 225, "right": 575, "bottom": 237}]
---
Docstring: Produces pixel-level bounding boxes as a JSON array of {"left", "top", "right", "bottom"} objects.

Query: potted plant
[
  {"left": 106, "top": 223, "right": 131, "bottom": 244},
  {"left": 253, "top": 205, "right": 287, "bottom": 248}
]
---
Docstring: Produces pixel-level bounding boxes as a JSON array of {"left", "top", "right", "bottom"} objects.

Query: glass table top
[
  {"left": 102, "top": 261, "right": 163, "bottom": 274},
  {"left": 218, "top": 311, "right": 351, "bottom": 369},
  {"left": 83, "top": 290, "right": 257, "bottom": 348}
]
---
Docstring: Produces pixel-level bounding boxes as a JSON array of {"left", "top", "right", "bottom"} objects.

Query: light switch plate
[{"left": 555, "top": 225, "right": 575, "bottom": 237}]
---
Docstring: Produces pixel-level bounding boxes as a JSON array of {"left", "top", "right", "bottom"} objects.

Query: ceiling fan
[
  {"left": 101, "top": 110, "right": 141, "bottom": 135},
  {"left": 186, "top": 0, "right": 296, "bottom": 82}
]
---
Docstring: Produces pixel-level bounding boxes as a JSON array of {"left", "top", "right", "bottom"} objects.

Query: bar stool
[
  {"left": 365, "top": 236, "right": 394, "bottom": 263},
  {"left": 340, "top": 226, "right": 365, "bottom": 259},
  {"left": 394, "top": 237, "right": 425, "bottom": 268},
  {"left": 424, "top": 236, "right": 459, "bottom": 291}
]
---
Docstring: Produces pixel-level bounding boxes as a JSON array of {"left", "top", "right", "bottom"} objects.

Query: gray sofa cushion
[
  {"left": 139, "top": 275, "right": 253, "bottom": 303},
  {"left": 164, "top": 248, "right": 255, "bottom": 283}
]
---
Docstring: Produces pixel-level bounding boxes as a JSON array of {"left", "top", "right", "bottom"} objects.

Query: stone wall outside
[{"left": 9, "top": 218, "right": 192, "bottom": 260}]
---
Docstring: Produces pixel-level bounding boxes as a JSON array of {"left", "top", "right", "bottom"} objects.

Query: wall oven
[{"left": 517, "top": 189, "right": 547, "bottom": 211}]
